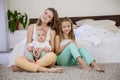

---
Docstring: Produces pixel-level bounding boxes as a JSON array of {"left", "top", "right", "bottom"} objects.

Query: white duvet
[{"left": 74, "top": 24, "right": 120, "bottom": 46}]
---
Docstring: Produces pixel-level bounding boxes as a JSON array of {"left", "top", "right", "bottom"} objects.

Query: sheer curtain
[{"left": 0, "top": 0, "right": 8, "bottom": 52}]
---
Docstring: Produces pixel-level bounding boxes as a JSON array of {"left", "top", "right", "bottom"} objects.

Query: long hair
[
  {"left": 37, "top": 8, "right": 59, "bottom": 30},
  {"left": 58, "top": 17, "right": 75, "bottom": 41}
]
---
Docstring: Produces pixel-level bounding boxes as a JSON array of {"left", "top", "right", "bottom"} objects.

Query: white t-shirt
[{"left": 27, "top": 40, "right": 52, "bottom": 51}]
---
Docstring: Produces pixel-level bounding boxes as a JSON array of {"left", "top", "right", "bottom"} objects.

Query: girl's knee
[
  {"left": 15, "top": 57, "right": 21, "bottom": 63},
  {"left": 15, "top": 56, "right": 27, "bottom": 65},
  {"left": 43, "top": 52, "right": 57, "bottom": 62},
  {"left": 69, "top": 42, "right": 75, "bottom": 46},
  {"left": 16, "top": 56, "right": 24, "bottom": 62},
  {"left": 79, "top": 48, "right": 86, "bottom": 52},
  {"left": 68, "top": 42, "right": 77, "bottom": 48},
  {"left": 48, "top": 52, "right": 57, "bottom": 60}
]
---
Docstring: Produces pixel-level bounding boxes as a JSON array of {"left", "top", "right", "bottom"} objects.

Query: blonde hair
[
  {"left": 37, "top": 8, "right": 59, "bottom": 30},
  {"left": 58, "top": 17, "right": 75, "bottom": 41}
]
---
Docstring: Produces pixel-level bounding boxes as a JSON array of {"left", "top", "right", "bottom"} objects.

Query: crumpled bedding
[{"left": 74, "top": 24, "right": 120, "bottom": 46}]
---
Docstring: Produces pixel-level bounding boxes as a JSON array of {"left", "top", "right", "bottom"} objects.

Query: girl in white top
[
  {"left": 9, "top": 8, "right": 63, "bottom": 73},
  {"left": 55, "top": 17, "right": 104, "bottom": 72},
  {"left": 27, "top": 29, "right": 52, "bottom": 62}
]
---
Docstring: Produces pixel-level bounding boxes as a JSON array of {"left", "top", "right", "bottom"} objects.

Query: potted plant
[{"left": 7, "top": 10, "right": 28, "bottom": 33}]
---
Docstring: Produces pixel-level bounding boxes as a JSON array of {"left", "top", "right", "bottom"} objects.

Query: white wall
[
  {"left": 7, "top": 0, "right": 120, "bottom": 18},
  {"left": 0, "top": 0, "right": 8, "bottom": 52}
]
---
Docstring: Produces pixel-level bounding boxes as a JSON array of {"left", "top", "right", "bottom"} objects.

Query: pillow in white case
[
  {"left": 76, "top": 19, "right": 119, "bottom": 32},
  {"left": 73, "top": 24, "right": 78, "bottom": 29},
  {"left": 87, "top": 20, "right": 116, "bottom": 26},
  {"left": 75, "top": 19, "right": 94, "bottom": 27},
  {"left": 94, "top": 24, "right": 120, "bottom": 33},
  {"left": 90, "top": 20, "right": 119, "bottom": 32}
]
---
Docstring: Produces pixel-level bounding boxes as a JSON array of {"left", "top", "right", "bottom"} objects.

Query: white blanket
[{"left": 74, "top": 24, "right": 120, "bottom": 46}]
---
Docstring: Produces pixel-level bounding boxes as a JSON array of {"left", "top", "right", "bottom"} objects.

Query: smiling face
[
  {"left": 41, "top": 9, "right": 54, "bottom": 23},
  {"left": 37, "top": 29, "right": 46, "bottom": 42},
  {"left": 59, "top": 17, "right": 75, "bottom": 41},
  {"left": 61, "top": 21, "right": 72, "bottom": 35},
  {"left": 37, "top": 8, "right": 59, "bottom": 29}
]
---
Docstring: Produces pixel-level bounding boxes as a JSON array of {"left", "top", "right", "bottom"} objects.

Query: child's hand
[
  {"left": 35, "top": 52, "right": 40, "bottom": 59},
  {"left": 32, "top": 48, "right": 39, "bottom": 58},
  {"left": 27, "top": 46, "right": 33, "bottom": 52},
  {"left": 43, "top": 47, "right": 49, "bottom": 52},
  {"left": 35, "top": 48, "right": 43, "bottom": 59},
  {"left": 32, "top": 48, "right": 37, "bottom": 57}
]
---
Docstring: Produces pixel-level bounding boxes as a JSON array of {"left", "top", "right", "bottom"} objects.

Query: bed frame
[{"left": 29, "top": 15, "right": 120, "bottom": 27}]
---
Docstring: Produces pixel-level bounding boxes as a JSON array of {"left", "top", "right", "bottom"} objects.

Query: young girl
[
  {"left": 26, "top": 29, "right": 52, "bottom": 63},
  {"left": 55, "top": 17, "right": 104, "bottom": 72}
]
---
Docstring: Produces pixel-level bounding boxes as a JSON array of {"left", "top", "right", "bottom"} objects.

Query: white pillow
[
  {"left": 90, "top": 20, "right": 119, "bottom": 33},
  {"left": 73, "top": 24, "right": 78, "bottom": 29},
  {"left": 76, "top": 19, "right": 119, "bottom": 32},
  {"left": 94, "top": 24, "right": 120, "bottom": 33},
  {"left": 84, "top": 20, "right": 116, "bottom": 26},
  {"left": 75, "top": 19, "right": 94, "bottom": 27}
]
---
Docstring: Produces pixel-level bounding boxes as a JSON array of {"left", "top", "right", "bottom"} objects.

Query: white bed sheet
[
  {"left": 76, "top": 39, "right": 120, "bottom": 63},
  {"left": 74, "top": 24, "right": 120, "bottom": 63},
  {"left": 102, "top": 32, "right": 120, "bottom": 44},
  {"left": 74, "top": 24, "right": 120, "bottom": 46}
]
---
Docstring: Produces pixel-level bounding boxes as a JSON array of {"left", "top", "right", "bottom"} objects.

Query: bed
[{"left": 29, "top": 15, "right": 120, "bottom": 63}]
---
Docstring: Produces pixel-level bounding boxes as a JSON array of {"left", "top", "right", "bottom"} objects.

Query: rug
[{"left": 0, "top": 63, "right": 120, "bottom": 80}]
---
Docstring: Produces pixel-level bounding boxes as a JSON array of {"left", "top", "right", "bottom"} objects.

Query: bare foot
[
  {"left": 80, "top": 64, "right": 92, "bottom": 71},
  {"left": 92, "top": 67, "right": 105, "bottom": 72},
  {"left": 77, "top": 57, "right": 92, "bottom": 71},
  {"left": 82, "top": 66, "right": 92, "bottom": 71},
  {"left": 49, "top": 67, "right": 64, "bottom": 73},
  {"left": 38, "top": 66, "right": 64, "bottom": 73},
  {"left": 11, "top": 65, "right": 23, "bottom": 72},
  {"left": 28, "top": 59, "right": 35, "bottom": 63},
  {"left": 90, "top": 61, "right": 105, "bottom": 72}
]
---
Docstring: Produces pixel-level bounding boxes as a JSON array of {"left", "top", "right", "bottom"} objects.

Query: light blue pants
[
  {"left": 27, "top": 51, "right": 46, "bottom": 60},
  {"left": 57, "top": 43, "right": 94, "bottom": 66}
]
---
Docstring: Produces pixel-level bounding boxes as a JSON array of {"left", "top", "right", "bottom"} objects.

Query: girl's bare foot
[
  {"left": 90, "top": 61, "right": 105, "bottom": 72},
  {"left": 81, "top": 65, "right": 92, "bottom": 71},
  {"left": 77, "top": 57, "right": 92, "bottom": 71},
  {"left": 38, "top": 66, "right": 64, "bottom": 73},
  {"left": 28, "top": 59, "right": 35, "bottom": 63},
  {"left": 92, "top": 67, "right": 104, "bottom": 72},
  {"left": 49, "top": 67, "right": 64, "bottom": 73},
  {"left": 11, "top": 65, "right": 24, "bottom": 72}
]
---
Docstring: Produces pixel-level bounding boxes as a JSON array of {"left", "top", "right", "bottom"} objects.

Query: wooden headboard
[{"left": 29, "top": 15, "right": 120, "bottom": 27}]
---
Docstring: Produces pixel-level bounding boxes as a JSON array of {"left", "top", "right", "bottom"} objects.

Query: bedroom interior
[
  {"left": 29, "top": 15, "right": 120, "bottom": 63},
  {"left": 0, "top": 0, "right": 120, "bottom": 80}
]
